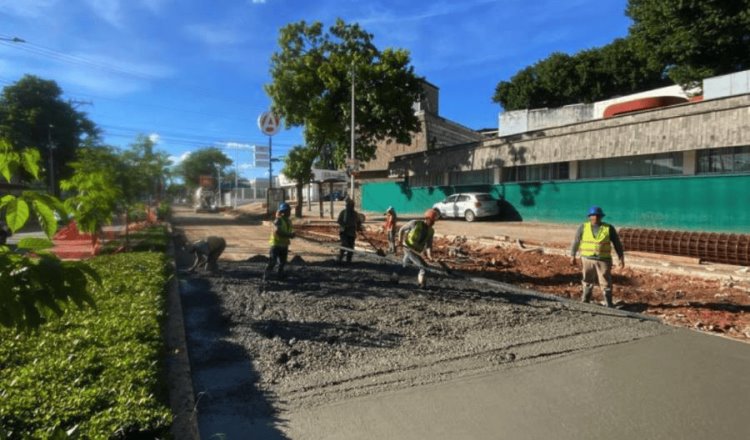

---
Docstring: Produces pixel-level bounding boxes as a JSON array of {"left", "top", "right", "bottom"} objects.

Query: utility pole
[
  {"left": 350, "top": 66, "right": 356, "bottom": 199},
  {"left": 47, "top": 124, "right": 56, "bottom": 195},
  {"left": 215, "top": 164, "right": 222, "bottom": 208}
]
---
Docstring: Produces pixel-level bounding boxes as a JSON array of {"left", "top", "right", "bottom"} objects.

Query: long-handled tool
[{"left": 359, "top": 231, "right": 386, "bottom": 257}]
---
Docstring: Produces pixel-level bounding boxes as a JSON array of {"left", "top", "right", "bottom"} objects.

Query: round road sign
[{"left": 258, "top": 111, "right": 281, "bottom": 136}]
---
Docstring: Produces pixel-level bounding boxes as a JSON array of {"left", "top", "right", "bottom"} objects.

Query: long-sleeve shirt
[
  {"left": 337, "top": 208, "right": 362, "bottom": 237},
  {"left": 570, "top": 222, "right": 624, "bottom": 260}
]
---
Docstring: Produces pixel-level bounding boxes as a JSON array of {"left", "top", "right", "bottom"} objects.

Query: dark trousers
[
  {"left": 266, "top": 245, "right": 289, "bottom": 274},
  {"left": 338, "top": 233, "right": 356, "bottom": 262}
]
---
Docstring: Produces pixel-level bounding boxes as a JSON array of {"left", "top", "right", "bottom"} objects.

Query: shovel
[{"left": 359, "top": 231, "right": 387, "bottom": 257}]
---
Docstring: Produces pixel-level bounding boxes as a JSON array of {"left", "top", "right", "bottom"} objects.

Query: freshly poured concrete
[{"left": 282, "top": 330, "right": 750, "bottom": 440}]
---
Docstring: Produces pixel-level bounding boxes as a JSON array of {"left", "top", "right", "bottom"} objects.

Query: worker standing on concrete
[
  {"left": 266, "top": 202, "right": 295, "bottom": 279},
  {"left": 337, "top": 198, "right": 363, "bottom": 264},
  {"left": 570, "top": 206, "right": 625, "bottom": 307},
  {"left": 384, "top": 206, "right": 398, "bottom": 254},
  {"left": 397, "top": 209, "right": 439, "bottom": 289}
]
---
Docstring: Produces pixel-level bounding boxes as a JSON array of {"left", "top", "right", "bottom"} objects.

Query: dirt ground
[{"left": 296, "top": 224, "right": 750, "bottom": 342}]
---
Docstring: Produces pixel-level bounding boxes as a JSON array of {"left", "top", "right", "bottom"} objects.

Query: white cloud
[
  {"left": 0, "top": 0, "right": 59, "bottom": 18},
  {"left": 250, "top": 0, "right": 267, "bottom": 4},
  {"left": 184, "top": 23, "right": 246, "bottom": 46},
  {"left": 148, "top": 133, "right": 161, "bottom": 144},
  {"left": 84, "top": 0, "right": 122, "bottom": 27},
  {"left": 169, "top": 151, "right": 192, "bottom": 166}
]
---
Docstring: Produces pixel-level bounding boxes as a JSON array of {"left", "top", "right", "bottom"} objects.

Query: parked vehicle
[
  {"left": 322, "top": 191, "right": 346, "bottom": 201},
  {"left": 432, "top": 193, "right": 500, "bottom": 222}
]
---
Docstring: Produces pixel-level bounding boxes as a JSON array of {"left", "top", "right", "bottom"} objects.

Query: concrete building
[
  {"left": 358, "top": 81, "right": 483, "bottom": 181},
  {"left": 362, "top": 70, "right": 750, "bottom": 233}
]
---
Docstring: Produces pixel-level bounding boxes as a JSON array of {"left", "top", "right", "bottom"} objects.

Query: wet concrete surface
[{"left": 283, "top": 329, "right": 750, "bottom": 440}]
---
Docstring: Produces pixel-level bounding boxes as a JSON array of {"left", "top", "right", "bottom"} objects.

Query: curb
[{"left": 165, "top": 236, "right": 201, "bottom": 440}]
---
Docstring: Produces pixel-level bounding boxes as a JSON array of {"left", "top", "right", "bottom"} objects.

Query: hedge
[{"left": 0, "top": 252, "right": 172, "bottom": 439}]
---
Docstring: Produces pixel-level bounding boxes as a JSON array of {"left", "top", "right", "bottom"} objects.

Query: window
[
  {"left": 579, "top": 152, "right": 683, "bottom": 179},
  {"left": 503, "top": 162, "right": 569, "bottom": 182},
  {"left": 410, "top": 172, "right": 444, "bottom": 187},
  {"left": 448, "top": 169, "right": 492, "bottom": 185},
  {"left": 698, "top": 146, "right": 750, "bottom": 174},
  {"left": 457, "top": 195, "right": 470, "bottom": 202}
]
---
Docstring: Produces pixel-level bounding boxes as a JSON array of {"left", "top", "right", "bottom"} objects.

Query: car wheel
[{"left": 464, "top": 210, "right": 475, "bottom": 222}]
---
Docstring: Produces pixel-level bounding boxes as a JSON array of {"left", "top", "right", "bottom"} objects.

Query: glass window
[
  {"left": 457, "top": 195, "right": 469, "bottom": 202},
  {"left": 697, "top": 146, "right": 750, "bottom": 174},
  {"left": 734, "top": 146, "right": 750, "bottom": 172}
]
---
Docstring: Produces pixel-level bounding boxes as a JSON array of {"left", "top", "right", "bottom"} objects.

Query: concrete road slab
[{"left": 282, "top": 330, "right": 750, "bottom": 440}]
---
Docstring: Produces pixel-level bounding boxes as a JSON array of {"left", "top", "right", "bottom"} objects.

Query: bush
[
  {"left": 156, "top": 202, "right": 171, "bottom": 221},
  {"left": 0, "top": 253, "right": 172, "bottom": 439}
]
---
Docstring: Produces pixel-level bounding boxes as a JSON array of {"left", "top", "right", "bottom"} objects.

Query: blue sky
[{"left": 1, "top": 0, "right": 632, "bottom": 179}]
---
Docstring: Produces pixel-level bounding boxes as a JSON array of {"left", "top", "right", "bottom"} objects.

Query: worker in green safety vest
[
  {"left": 395, "top": 208, "right": 440, "bottom": 289},
  {"left": 266, "top": 202, "right": 295, "bottom": 279},
  {"left": 570, "top": 206, "right": 625, "bottom": 307}
]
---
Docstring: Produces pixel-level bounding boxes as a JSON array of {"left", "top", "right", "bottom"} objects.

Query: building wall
[
  {"left": 499, "top": 104, "right": 594, "bottom": 137},
  {"left": 476, "top": 94, "right": 750, "bottom": 169},
  {"left": 360, "top": 112, "right": 482, "bottom": 174},
  {"left": 362, "top": 174, "right": 750, "bottom": 233}
]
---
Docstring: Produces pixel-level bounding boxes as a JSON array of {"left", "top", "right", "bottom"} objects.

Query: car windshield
[{"left": 475, "top": 194, "right": 494, "bottom": 201}]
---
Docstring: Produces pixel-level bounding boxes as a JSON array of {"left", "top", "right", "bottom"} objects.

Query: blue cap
[
  {"left": 279, "top": 202, "right": 291, "bottom": 212},
  {"left": 587, "top": 206, "right": 605, "bottom": 217}
]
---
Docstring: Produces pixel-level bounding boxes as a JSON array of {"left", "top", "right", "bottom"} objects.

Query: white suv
[{"left": 432, "top": 193, "right": 500, "bottom": 222}]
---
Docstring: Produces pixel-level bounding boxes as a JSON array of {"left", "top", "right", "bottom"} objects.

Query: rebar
[{"left": 619, "top": 228, "right": 750, "bottom": 267}]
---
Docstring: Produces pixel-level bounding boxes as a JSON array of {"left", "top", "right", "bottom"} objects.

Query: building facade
[{"left": 362, "top": 70, "right": 750, "bottom": 233}]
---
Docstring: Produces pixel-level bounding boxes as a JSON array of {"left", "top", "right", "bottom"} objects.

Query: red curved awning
[{"left": 603, "top": 96, "right": 689, "bottom": 118}]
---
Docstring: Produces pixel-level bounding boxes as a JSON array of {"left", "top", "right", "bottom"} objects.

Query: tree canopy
[
  {"left": 0, "top": 75, "right": 99, "bottom": 192},
  {"left": 265, "top": 19, "right": 423, "bottom": 168},
  {"left": 627, "top": 0, "right": 750, "bottom": 86},
  {"left": 175, "top": 147, "right": 232, "bottom": 189},
  {"left": 494, "top": 0, "right": 750, "bottom": 110}
]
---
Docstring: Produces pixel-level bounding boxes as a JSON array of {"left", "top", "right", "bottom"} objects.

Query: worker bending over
[
  {"left": 397, "top": 208, "right": 439, "bottom": 289},
  {"left": 188, "top": 236, "right": 226, "bottom": 273},
  {"left": 266, "top": 202, "right": 295, "bottom": 279}
]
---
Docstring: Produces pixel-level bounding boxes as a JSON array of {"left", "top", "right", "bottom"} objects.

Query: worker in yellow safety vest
[
  {"left": 266, "top": 202, "right": 295, "bottom": 279},
  {"left": 570, "top": 206, "right": 625, "bottom": 307},
  {"left": 395, "top": 208, "right": 439, "bottom": 289}
]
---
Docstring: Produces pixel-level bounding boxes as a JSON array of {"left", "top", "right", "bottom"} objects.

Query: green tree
[
  {"left": 493, "top": 38, "right": 666, "bottom": 111},
  {"left": 627, "top": 0, "right": 750, "bottom": 87},
  {"left": 121, "top": 135, "right": 172, "bottom": 203},
  {"left": 0, "top": 138, "right": 96, "bottom": 331},
  {"left": 0, "top": 75, "right": 99, "bottom": 194},
  {"left": 281, "top": 145, "right": 319, "bottom": 217},
  {"left": 60, "top": 146, "right": 126, "bottom": 249},
  {"left": 175, "top": 147, "right": 232, "bottom": 190},
  {"left": 265, "top": 19, "right": 423, "bottom": 168}
]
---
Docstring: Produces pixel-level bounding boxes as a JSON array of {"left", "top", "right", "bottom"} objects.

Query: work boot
[
  {"left": 581, "top": 284, "right": 593, "bottom": 303},
  {"left": 603, "top": 289, "right": 614, "bottom": 308}
]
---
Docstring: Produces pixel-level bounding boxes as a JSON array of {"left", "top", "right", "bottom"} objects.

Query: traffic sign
[{"left": 257, "top": 111, "right": 281, "bottom": 136}]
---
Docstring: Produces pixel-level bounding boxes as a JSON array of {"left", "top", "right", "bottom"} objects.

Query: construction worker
[
  {"left": 570, "top": 205, "right": 625, "bottom": 307},
  {"left": 337, "top": 198, "right": 363, "bottom": 264},
  {"left": 384, "top": 206, "right": 397, "bottom": 254},
  {"left": 266, "top": 202, "right": 295, "bottom": 279},
  {"left": 397, "top": 208, "right": 439, "bottom": 289},
  {"left": 187, "top": 236, "right": 226, "bottom": 273}
]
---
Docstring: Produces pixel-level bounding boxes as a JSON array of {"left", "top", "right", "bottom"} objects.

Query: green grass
[{"left": 0, "top": 252, "right": 173, "bottom": 439}]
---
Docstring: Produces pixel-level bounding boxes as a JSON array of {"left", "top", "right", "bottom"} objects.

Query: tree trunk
[{"left": 295, "top": 184, "right": 304, "bottom": 218}]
